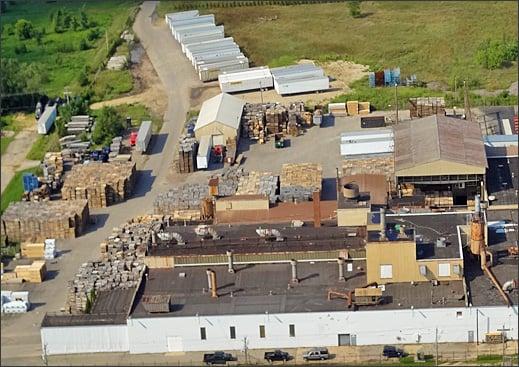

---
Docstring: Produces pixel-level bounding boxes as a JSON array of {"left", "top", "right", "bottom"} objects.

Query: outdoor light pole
[{"left": 394, "top": 83, "right": 399, "bottom": 124}]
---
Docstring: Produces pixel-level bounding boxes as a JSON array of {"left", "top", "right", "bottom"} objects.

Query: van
[{"left": 303, "top": 347, "right": 329, "bottom": 361}]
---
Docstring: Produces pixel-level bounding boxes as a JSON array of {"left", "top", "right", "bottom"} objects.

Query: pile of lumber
[
  {"left": 343, "top": 156, "right": 395, "bottom": 182},
  {"left": 176, "top": 135, "right": 197, "bottom": 174},
  {"left": 65, "top": 115, "right": 95, "bottom": 136},
  {"left": 2, "top": 200, "right": 89, "bottom": 242},
  {"left": 279, "top": 163, "right": 322, "bottom": 202},
  {"left": 329, "top": 101, "right": 370, "bottom": 116},
  {"left": 485, "top": 332, "right": 504, "bottom": 344},
  {"left": 154, "top": 183, "right": 208, "bottom": 214},
  {"left": 425, "top": 191, "right": 453, "bottom": 207},
  {"left": 21, "top": 243, "right": 45, "bottom": 258},
  {"left": 41, "top": 152, "right": 64, "bottom": 192},
  {"left": 14, "top": 261, "right": 47, "bottom": 283},
  {"left": 236, "top": 171, "right": 279, "bottom": 203},
  {"left": 61, "top": 161, "right": 136, "bottom": 208},
  {"left": 66, "top": 216, "right": 156, "bottom": 314}
]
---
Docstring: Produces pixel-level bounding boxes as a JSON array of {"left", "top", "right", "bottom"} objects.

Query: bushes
[
  {"left": 92, "top": 106, "right": 125, "bottom": 146},
  {"left": 14, "top": 19, "right": 34, "bottom": 39},
  {"left": 476, "top": 38, "right": 518, "bottom": 69},
  {"left": 348, "top": 0, "right": 362, "bottom": 18},
  {"left": 79, "top": 38, "right": 89, "bottom": 50},
  {"left": 14, "top": 43, "right": 27, "bottom": 54}
]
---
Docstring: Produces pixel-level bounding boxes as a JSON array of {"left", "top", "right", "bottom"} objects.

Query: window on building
[
  {"left": 230, "top": 326, "right": 236, "bottom": 339},
  {"left": 438, "top": 263, "right": 451, "bottom": 277},
  {"left": 380, "top": 264, "right": 393, "bottom": 279},
  {"left": 456, "top": 311, "right": 463, "bottom": 319},
  {"left": 200, "top": 327, "right": 207, "bottom": 340},
  {"left": 419, "top": 265, "right": 427, "bottom": 276},
  {"left": 289, "top": 324, "right": 295, "bottom": 337},
  {"left": 453, "top": 264, "right": 461, "bottom": 275},
  {"left": 259, "top": 325, "right": 266, "bottom": 338}
]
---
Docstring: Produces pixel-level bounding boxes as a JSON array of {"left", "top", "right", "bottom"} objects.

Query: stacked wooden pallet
[
  {"left": 347, "top": 101, "right": 359, "bottom": 116},
  {"left": 177, "top": 135, "right": 197, "bottom": 173},
  {"left": 425, "top": 191, "right": 453, "bottom": 207},
  {"left": 14, "top": 261, "right": 47, "bottom": 283},
  {"left": 236, "top": 171, "right": 279, "bottom": 203},
  {"left": 279, "top": 163, "right": 322, "bottom": 202},
  {"left": 342, "top": 156, "right": 395, "bottom": 181},
  {"left": 409, "top": 97, "right": 446, "bottom": 118},
  {"left": 1, "top": 200, "right": 89, "bottom": 242},
  {"left": 400, "top": 183, "right": 415, "bottom": 197},
  {"left": 61, "top": 162, "right": 136, "bottom": 208},
  {"left": 66, "top": 216, "right": 155, "bottom": 314}
]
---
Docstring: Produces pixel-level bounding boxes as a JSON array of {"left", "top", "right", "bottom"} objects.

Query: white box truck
[
  {"left": 136, "top": 121, "right": 152, "bottom": 153},
  {"left": 37, "top": 104, "right": 57, "bottom": 135},
  {"left": 196, "top": 135, "right": 212, "bottom": 170}
]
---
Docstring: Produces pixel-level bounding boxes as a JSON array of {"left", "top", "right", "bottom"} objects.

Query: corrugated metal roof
[
  {"left": 195, "top": 93, "right": 245, "bottom": 131},
  {"left": 394, "top": 115, "right": 487, "bottom": 171},
  {"left": 340, "top": 129, "right": 394, "bottom": 157}
]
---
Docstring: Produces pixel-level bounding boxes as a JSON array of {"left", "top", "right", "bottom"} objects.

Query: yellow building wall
[
  {"left": 366, "top": 241, "right": 463, "bottom": 284},
  {"left": 337, "top": 207, "right": 370, "bottom": 227},
  {"left": 396, "top": 160, "right": 485, "bottom": 177},
  {"left": 215, "top": 198, "right": 269, "bottom": 211},
  {"left": 194, "top": 122, "right": 237, "bottom": 143}
]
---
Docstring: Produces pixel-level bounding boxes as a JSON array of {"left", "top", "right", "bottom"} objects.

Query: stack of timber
[
  {"left": 41, "top": 152, "right": 64, "bottom": 192},
  {"left": 347, "top": 101, "right": 359, "bottom": 116},
  {"left": 66, "top": 216, "right": 158, "bottom": 313},
  {"left": 425, "top": 191, "right": 453, "bottom": 207},
  {"left": 109, "top": 136, "right": 123, "bottom": 158},
  {"left": 279, "top": 163, "right": 322, "bottom": 202},
  {"left": 59, "top": 135, "right": 91, "bottom": 152},
  {"left": 14, "top": 261, "right": 47, "bottom": 283},
  {"left": 236, "top": 171, "right": 279, "bottom": 203},
  {"left": 65, "top": 115, "right": 95, "bottom": 136},
  {"left": 176, "top": 135, "right": 197, "bottom": 173},
  {"left": 409, "top": 97, "right": 446, "bottom": 118},
  {"left": 485, "top": 332, "right": 504, "bottom": 344},
  {"left": 225, "top": 137, "right": 237, "bottom": 165},
  {"left": 21, "top": 243, "right": 45, "bottom": 258},
  {"left": 358, "top": 102, "right": 370, "bottom": 115},
  {"left": 22, "top": 184, "right": 51, "bottom": 203},
  {"left": 343, "top": 156, "right": 395, "bottom": 182},
  {"left": 61, "top": 162, "right": 136, "bottom": 208},
  {"left": 1, "top": 200, "right": 89, "bottom": 242},
  {"left": 328, "top": 103, "right": 347, "bottom": 116},
  {"left": 216, "top": 166, "right": 244, "bottom": 196},
  {"left": 154, "top": 183, "right": 208, "bottom": 215}
]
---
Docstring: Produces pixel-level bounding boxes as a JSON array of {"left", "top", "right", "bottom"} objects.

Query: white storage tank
[
  {"left": 218, "top": 66, "right": 273, "bottom": 93},
  {"left": 197, "top": 135, "right": 212, "bottom": 170},
  {"left": 189, "top": 44, "right": 240, "bottom": 63},
  {"left": 270, "top": 63, "right": 325, "bottom": 80},
  {"left": 185, "top": 38, "right": 235, "bottom": 58}
]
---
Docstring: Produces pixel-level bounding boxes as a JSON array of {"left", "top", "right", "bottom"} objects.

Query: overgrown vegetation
[
  {"left": 91, "top": 106, "right": 125, "bottom": 146},
  {"left": 112, "top": 103, "right": 162, "bottom": 132},
  {"left": 56, "top": 96, "right": 91, "bottom": 137},
  {"left": 26, "top": 129, "right": 61, "bottom": 161},
  {"left": 347, "top": 0, "right": 362, "bottom": 18},
  {"left": 0, "top": 0, "right": 139, "bottom": 104},
  {"left": 0, "top": 166, "right": 43, "bottom": 214},
  {"left": 475, "top": 38, "right": 518, "bottom": 70},
  {"left": 92, "top": 70, "right": 133, "bottom": 101},
  {"left": 158, "top": 1, "right": 518, "bottom": 90}
]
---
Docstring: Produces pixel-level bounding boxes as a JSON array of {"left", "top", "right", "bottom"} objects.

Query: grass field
[
  {"left": 158, "top": 1, "right": 518, "bottom": 90},
  {"left": 0, "top": 166, "right": 42, "bottom": 214},
  {"left": 1, "top": 0, "right": 138, "bottom": 97},
  {"left": 111, "top": 103, "right": 162, "bottom": 132},
  {"left": 26, "top": 128, "right": 61, "bottom": 161}
]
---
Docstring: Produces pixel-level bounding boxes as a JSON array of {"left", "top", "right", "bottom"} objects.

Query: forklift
[{"left": 274, "top": 133, "right": 285, "bottom": 149}]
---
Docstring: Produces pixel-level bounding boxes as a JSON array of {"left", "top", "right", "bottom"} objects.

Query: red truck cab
[{"left": 129, "top": 131, "right": 138, "bottom": 146}]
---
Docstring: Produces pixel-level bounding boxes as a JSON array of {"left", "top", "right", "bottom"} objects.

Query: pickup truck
[
  {"left": 264, "top": 350, "right": 290, "bottom": 362},
  {"left": 203, "top": 351, "right": 234, "bottom": 365}
]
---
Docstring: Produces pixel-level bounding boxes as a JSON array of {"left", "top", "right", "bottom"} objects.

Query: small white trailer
[
  {"left": 176, "top": 25, "right": 221, "bottom": 43},
  {"left": 196, "top": 135, "right": 212, "bottom": 170},
  {"left": 199, "top": 59, "right": 250, "bottom": 82},
  {"left": 195, "top": 54, "right": 247, "bottom": 71},
  {"left": 174, "top": 22, "right": 217, "bottom": 41},
  {"left": 165, "top": 10, "right": 199, "bottom": 27},
  {"left": 218, "top": 66, "right": 273, "bottom": 93},
  {"left": 136, "top": 121, "right": 152, "bottom": 153},
  {"left": 181, "top": 30, "right": 225, "bottom": 47},
  {"left": 273, "top": 75, "right": 330, "bottom": 95},
  {"left": 37, "top": 104, "right": 57, "bottom": 135}
]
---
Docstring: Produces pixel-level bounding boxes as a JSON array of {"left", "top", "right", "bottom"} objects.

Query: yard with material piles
[{"left": 158, "top": 1, "right": 518, "bottom": 91}]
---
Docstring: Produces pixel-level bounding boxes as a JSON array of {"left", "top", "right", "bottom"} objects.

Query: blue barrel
[
  {"left": 393, "top": 67, "right": 401, "bottom": 85},
  {"left": 368, "top": 72, "right": 375, "bottom": 88},
  {"left": 384, "top": 69, "right": 391, "bottom": 86}
]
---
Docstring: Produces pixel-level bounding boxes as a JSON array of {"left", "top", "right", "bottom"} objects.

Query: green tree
[
  {"left": 87, "top": 27, "right": 101, "bottom": 41},
  {"left": 3, "top": 23, "right": 14, "bottom": 35},
  {"left": 80, "top": 10, "right": 89, "bottom": 29},
  {"left": 78, "top": 69, "right": 89, "bottom": 86},
  {"left": 348, "top": 0, "right": 362, "bottom": 18},
  {"left": 71, "top": 16, "right": 80, "bottom": 31},
  {"left": 476, "top": 39, "right": 518, "bottom": 69},
  {"left": 63, "top": 13, "right": 72, "bottom": 29},
  {"left": 92, "top": 106, "right": 124, "bottom": 146},
  {"left": 15, "top": 19, "right": 34, "bottom": 40},
  {"left": 79, "top": 38, "right": 89, "bottom": 50},
  {"left": 14, "top": 43, "right": 27, "bottom": 54}
]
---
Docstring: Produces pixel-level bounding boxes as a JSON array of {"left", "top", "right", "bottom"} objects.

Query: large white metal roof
[
  {"left": 195, "top": 93, "right": 245, "bottom": 132},
  {"left": 340, "top": 129, "right": 394, "bottom": 157}
]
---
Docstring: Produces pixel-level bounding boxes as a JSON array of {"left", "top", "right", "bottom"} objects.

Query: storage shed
[{"left": 194, "top": 93, "right": 245, "bottom": 145}]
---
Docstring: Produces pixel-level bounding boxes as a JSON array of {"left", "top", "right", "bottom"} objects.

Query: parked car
[
  {"left": 203, "top": 351, "right": 234, "bottom": 365},
  {"left": 303, "top": 347, "right": 330, "bottom": 361},
  {"left": 382, "top": 345, "right": 404, "bottom": 358},
  {"left": 264, "top": 350, "right": 290, "bottom": 362}
]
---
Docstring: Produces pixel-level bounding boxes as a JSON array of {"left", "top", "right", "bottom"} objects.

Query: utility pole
[
  {"left": 242, "top": 336, "right": 249, "bottom": 364},
  {"left": 463, "top": 80, "right": 472, "bottom": 122},
  {"left": 497, "top": 325, "right": 510, "bottom": 363},
  {"left": 394, "top": 83, "right": 399, "bottom": 124},
  {"left": 435, "top": 327, "right": 439, "bottom": 367}
]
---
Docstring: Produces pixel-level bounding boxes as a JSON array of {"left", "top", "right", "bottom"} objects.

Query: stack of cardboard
[{"left": 14, "top": 261, "right": 47, "bottom": 283}]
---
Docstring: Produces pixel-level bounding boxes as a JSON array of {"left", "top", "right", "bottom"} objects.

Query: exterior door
[
  {"left": 167, "top": 336, "right": 183, "bottom": 352},
  {"left": 468, "top": 330, "right": 474, "bottom": 343},
  {"left": 338, "top": 334, "right": 351, "bottom": 346},
  {"left": 350, "top": 334, "right": 357, "bottom": 346}
]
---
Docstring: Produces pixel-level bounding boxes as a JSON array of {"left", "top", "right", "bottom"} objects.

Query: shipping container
[
  {"left": 174, "top": 22, "right": 217, "bottom": 41},
  {"left": 199, "top": 59, "right": 250, "bottom": 82},
  {"left": 186, "top": 43, "right": 240, "bottom": 62},
  {"left": 177, "top": 25, "right": 221, "bottom": 43},
  {"left": 181, "top": 29, "right": 225, "bottom": 46},
  {"left": 271, "top": 64, "right": 324, "bottom": 79},
  {"left": 165, "top": 10, "right": 199, "bottom": 26},
  {"left": 195, "top": 54, "right": 247, "bottom": 71},
  {"left": 36, "top": 104, "right": 57, "bottom": 135},
  {"left": 273, "top": 75, "right": 329, "bottom": 95},
  {"left": 136, "top": 121, "right": 152, "bottom": 153},
  {"left": 361, "top": 116, "right": 386, "bottom": 128},
  {"left": 218, "top": 66, "right": 273, "bottom": 93},
  {"left": 183, "top": 37, "right": 234, "bottom": 54},
  {"left": 191, "top": 48, "right": 242, "bottom": 66},
  {"left": 197, "top": 135, "right": 212, "bottom": 170},
  {"left": 181, "top": 35, "right": 224, "bottom": 53},
  {"left": 185, "top": 38, "right": 236, "bottom": 58},
  {"left": 170, "top": 14, "right": 215, "bottom": 31}
]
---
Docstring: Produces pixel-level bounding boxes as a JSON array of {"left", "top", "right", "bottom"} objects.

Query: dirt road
[{"left": 0, "top": 1, "right": 202, "bottom": 364}]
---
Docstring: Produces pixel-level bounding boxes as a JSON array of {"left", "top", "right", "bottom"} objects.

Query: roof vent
[{"left": 343, "top": 182, "right": 359, "bottom": 199}]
